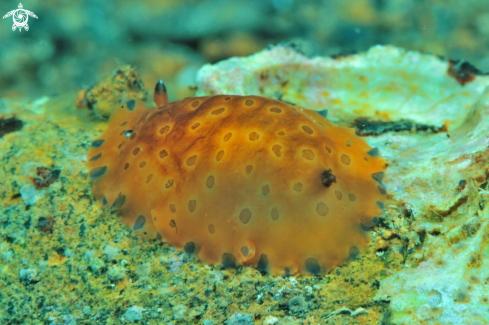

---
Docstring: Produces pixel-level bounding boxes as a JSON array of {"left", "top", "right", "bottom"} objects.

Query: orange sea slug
[{"left": 87, "top": 80, "right": 386, "bottom": 275}]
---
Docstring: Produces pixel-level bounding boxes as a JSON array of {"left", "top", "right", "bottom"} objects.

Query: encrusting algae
[{"left": 87, "top": 80, "right": 387, "bottom": 275}]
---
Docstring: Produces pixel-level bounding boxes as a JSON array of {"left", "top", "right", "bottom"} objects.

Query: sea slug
[{"left": 87, "top": 80, "right": 386, "bottom": 275}]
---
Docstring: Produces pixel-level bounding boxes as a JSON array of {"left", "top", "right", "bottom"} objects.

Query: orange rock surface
[{"left": 87, "top": 91, "right": 386, "bottom": 275}]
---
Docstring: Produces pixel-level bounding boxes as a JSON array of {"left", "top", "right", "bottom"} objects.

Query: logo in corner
[{"left": 3, "top": 3, "right": 38, "bottom": 32}]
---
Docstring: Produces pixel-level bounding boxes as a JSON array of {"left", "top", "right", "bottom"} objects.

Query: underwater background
[
  {"left": 2, "top": 0, "right": 489, "bottom": 324},
  {"left": 2, "top": 0, "right": 489, "bottom": 100}
]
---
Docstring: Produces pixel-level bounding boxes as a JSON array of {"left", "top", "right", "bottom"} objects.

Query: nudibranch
[{"left": 87, "top": 80, "right": 387, "bottom": 275}]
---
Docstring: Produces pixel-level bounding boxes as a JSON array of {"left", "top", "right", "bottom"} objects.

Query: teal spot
[
  {"left": 305, "top": 258, "right": 321, "bottom": 275},
  {"left": 371, "top": 171, "right": 384, "bottom": 184},
  {"left": 91, "top": 139, "right": 104, "bottom": 148},
  {"left": 89, "top": 153, "right": 102, "bottom": 161},
  {"left": 367, "top": 147, "right": 380, "bottom": 157},
  {"left": 318, "top": 109, "right": 328, "bottom": 118},
  {"left": 133, "top": 215, "right": 146, "bottom": 230},
  {"left": 361, "top": 223, "right": 372, "bottom": 231},
  {"left": 126, "top": 100, "right": 136, "bottom": 111},
  {"left": 256, "top": 253, "right": 269, "bottom": 272},
  {"left": 89, "top": 166, "right": 107, "bottom": 178},
  {"left": 111, "top": 194, "right": 126, "bottom": 210},
  {"left": 377, "top": 201, "right": 385, "bottom": 210},
  {"left": 222, "top": 253, "right": 237, "bottom": 269},
  {"left": 184, "top": 242, "right": 196, "bottom": 254},
  {"left": 378, "top": 183, "right": 387, "bottom": 195},
  {"left": 349, "top": 246, "right": 360, "bottom": 259}
]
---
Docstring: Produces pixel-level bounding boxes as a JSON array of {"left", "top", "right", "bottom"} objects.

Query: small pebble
[
  {"left": 262, "top": 316, "right": 279, "bottom": 325},
  {"left": 37, "top": 216, "right": 55, "bottom": 232},
  {"left": 103, "top": 245, "right": 120, "bottom": 260},
  {"left": 124, "top": 306, "right": 145, "bottom": 323},
  {"left": 288, "top": 296, "right": 308, "bottom": 313},
  {"left": 375, "top": 238, "right": 389, "bottom": 250},
  {"left": 382, "top": 230, "right": 393, "bottom": 240},
  {"left": 19, "top": 268, "right": 39, "bottom": 284},
  {"left": 229, "top": 313, "right": 253, "bottom": 325},
  {"left": 107, "top": 265, "right": 126, "bottom": 282},
  {"left": 173, "top": 304, "right": 188, "bottom": 320},
  {"left": 82, "top": 306, "right": 91, "bottom": 315}
]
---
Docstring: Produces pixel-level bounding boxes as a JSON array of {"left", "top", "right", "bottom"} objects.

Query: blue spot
[
  {"left": 133, "top": 215, "right": 146, "bottom": 230},
  {"left": 371, "top": 171, "right": 384, "bottom": 184},
  {"left": 377, "top": 201, "right": 385, "bottom": 210},
  {"left": 222, "top": 253, "right": 237, "bottom": 269},
  {"left": 89, "top": 153, "right": 102, "bottom": 161},
  {"left": 367, "top": 147, "right": 380, "bottom": 157},
  {"left": 349, "top": 246, "right": 360, "bottom": 259},
  {"left": 111, "top": 194, "right": 126, "bottom": 210},
  {"left": 256, "top": 253, "right": 269, "bottom": 272},
  {"left": 89, "top": 166, "right": 107, "bottom": 178},
  {"left": 305, "top": 258, "right": 321, "bottom": 275},
  {"left": 184, "top": 242, "right": 196, "bottom": 254},
  {"left": 361, "top": 223, "right": 372, "bottom": 231},
  {"left": 126, "top": 100, "right": 136, "bottom": 111},
  {"left": 102, "top": 196, "right": 108, "bottom": 206},
  {"left": 91, "top": 139, "right": 104, "bottom": 148},
  {"left": 318, "top": 109, "right": 328, "bottom": 118},
  {"left": 378, "top": 183, "right": 387, "bottom": 195},
  {"left": 125, "top": 130, "right": 133, "bottom": 138}
]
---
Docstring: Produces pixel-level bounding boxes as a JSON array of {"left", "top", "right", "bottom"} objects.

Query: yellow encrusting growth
[{"left": 87, "top": 94, "right": 386, "bottom": 275}]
